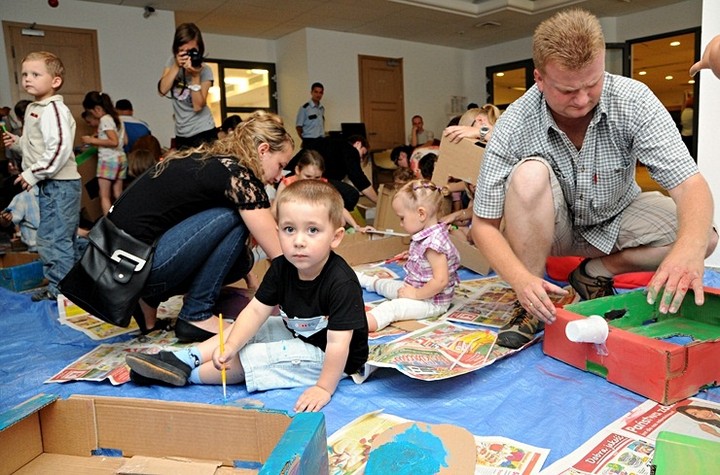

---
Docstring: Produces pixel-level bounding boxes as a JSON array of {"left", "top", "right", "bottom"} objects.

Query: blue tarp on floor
[{"left": 1, "top": 268, "right": 719, "bottom": 469}]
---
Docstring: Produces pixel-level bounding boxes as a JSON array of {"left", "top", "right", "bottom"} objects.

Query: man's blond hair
[
  {"left": 23, "top": 51, "right": 65, "bottom": 89},
  {"left": 533, "top": 9, "right": 605, "bottom": 73}
]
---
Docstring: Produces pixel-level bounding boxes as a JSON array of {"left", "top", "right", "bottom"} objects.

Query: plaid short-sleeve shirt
[
  {"left": 404, "top": 222, "right": 461, "bottom": 305},
  {"left": 474, "top": 72, "right": 698, "bottom": 254}
]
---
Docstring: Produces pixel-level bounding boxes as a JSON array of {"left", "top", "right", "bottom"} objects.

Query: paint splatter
[{"left": 366, "top": 423, "right": 449, "bottom": 474}]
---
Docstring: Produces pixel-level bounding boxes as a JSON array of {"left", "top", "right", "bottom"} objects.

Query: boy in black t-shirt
[{"left": 126, "top": 180, "right": 368, "bottom": 412}]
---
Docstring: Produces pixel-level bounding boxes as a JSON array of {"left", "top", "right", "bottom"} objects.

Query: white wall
[
  {"left": 0, "top": 0, "right": 176, "bottom": 145},
  {"left": 301, "top": 28, "right": 466, "bottom": 145},
  {"left": 697, "top": 1, "right": 720, "bottom": 266}
]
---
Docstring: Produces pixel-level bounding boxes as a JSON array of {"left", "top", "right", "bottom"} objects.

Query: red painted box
[{"left": 543, "top": 288, "right": 720, "bottom": 405}]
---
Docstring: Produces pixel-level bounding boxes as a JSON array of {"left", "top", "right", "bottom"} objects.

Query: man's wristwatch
[{"left": 188, "top": 84, "right": 202, "bottom": 92}]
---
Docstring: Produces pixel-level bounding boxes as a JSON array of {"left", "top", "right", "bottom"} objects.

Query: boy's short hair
[
  {"left": 115, "top": 99, "right": 133, "bottom": 111},
  {"left": 23, "top": 51, "right": 65, "bottom": 87},
  {"left": 276, "top": 179, "right": 344, "bottom": 229},
  {"left": 311, "top": 82, "right": 324, "bottom": 91}
]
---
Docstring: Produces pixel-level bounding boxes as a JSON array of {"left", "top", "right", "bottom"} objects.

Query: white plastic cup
[{"left": 565, "top": 315, "right": 609, "bottom": 344}]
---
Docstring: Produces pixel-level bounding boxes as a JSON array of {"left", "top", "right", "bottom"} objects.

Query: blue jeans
[
  {"left": 37, "top": 179, "right": 81, "bottom": 297},
  {"left": 142, "top": 208, "right": 251, "bottom": 322}
]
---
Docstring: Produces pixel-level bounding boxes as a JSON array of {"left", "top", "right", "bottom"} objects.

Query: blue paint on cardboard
[{"left": 365, "top": 423, "right": 449, "bottom": 475}]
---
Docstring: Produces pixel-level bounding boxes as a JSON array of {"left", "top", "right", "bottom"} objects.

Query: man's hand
[
  {"left": 646, "top": 249, "right": 705, "bottom": 314},
  {"left": 512, "top": 274, "right": 568, "bottom": 324},
  {"left": 294, "top": 385, "right": 332, "bottom": 412}
]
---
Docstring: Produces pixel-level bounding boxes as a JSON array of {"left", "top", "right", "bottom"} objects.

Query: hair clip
[{"left": 412, "top": 183, "right": 440, "bottom": 192}]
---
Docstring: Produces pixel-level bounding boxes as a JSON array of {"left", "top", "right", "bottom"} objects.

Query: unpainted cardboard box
[
  {"left": 543, "top": 288, "right": 720, "bottom": 405},
  {"left": 0, "top": 394, "right": 327, "bottom": 475},
  {"left": 335, "top": 231, "right": 410, "bottom": 266},
  {"left": 0, "top": 252, "right": 43, "bottom": 292},
  {"left": 449, "top": 234, "right": 491, "bottom": 276},
  {"left": 76, "top": 149, "right": 103, "bottom": 224},
  {"left": 374, "top": 184, "right": 451, "bottom": 233},
  {"left": 434, "top": 136, "right": 485, "bottom": 185}
]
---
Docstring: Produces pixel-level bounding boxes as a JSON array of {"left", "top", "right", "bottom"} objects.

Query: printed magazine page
[
  {"left": 365, "top": 321, "right": 497, "bottom": 381},
  {"left": 540, "top": 397, "right": 720, "bottom": 474},
  {"left": 328, "top": 410, "right": 549, "bottom": 475}
]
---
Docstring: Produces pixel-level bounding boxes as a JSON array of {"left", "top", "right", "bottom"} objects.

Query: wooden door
[
  {"left": 3, "top": 21, "right": 102, "bottom": 144},
  {"left": 359, "top": 55, "right": 404, "bottom": 151}
]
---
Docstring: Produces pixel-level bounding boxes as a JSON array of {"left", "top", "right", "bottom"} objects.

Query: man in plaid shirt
[{"left": 469, "top": 9, "right": 717, "bottom": 349}]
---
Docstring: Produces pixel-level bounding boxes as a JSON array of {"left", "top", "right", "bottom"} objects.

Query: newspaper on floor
[
  {"left": 328, "top": 410, "right": 549, "bottom": 475},
  {"left": 540, "top": 397, "right": 720, "bottom": 474},
  {"left": 448, "top": 277, "right": 579, "bottom": 328},
  {"left": 45, "top": 331, "right": 190, "bottom": 385},
  {"left": 57, "top": 294, "right": 140, "bottom": 339},
  {"left": 56, "top": 294, "right": 183, "bottom": 340},
  {"left": 362, "top": 321, "right": 497, "bottom": 381}
]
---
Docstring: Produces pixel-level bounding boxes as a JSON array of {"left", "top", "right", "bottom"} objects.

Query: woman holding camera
[{"left": 158, "top": 23, "right": 218, "bottom": 150}]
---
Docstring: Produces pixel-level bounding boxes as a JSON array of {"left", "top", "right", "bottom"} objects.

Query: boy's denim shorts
[{"left": 239, "top": 316, "right": 329, "bottom": 392}]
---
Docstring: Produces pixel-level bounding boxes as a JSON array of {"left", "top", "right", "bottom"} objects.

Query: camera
[{"left": 187, "top": 48, "right": 202, "bottom": 68}]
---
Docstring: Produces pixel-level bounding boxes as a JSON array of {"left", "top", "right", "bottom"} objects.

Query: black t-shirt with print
[{"left": 254, "top": 252, "right": 369, "bottom": 375}]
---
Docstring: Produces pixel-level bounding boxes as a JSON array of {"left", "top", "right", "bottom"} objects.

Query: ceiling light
[
  {"left": 496, "top": 72, "right": 505, "bottom": 77},
  {"left": 688, "top": 80, "right": 695, "bottom": 84},
  {"left": 638, "top": 71, "right": 647, "bottom": 76},
  {"left": 670, "top": 41, "right": 680, "bottom": 47},
  {"left": 665, "top": 75, "right": 673, "bottom": 80}
]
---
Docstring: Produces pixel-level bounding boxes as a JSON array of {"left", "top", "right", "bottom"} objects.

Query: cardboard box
[
  {"left": 76, "top": 149, "right": 103, "bottom": 224},
  {"left": 0, "top": 252, "right": 43, "bottom": 292},
  {"left": 449, "top": 233, "right": 491, "bottom": 276},
  {"left": 434, "top": 136, "right": 485, "bottom": 185},
  {"left": 336, "top": 231, "right": 410, "bottom": 266},
  {"left": 543, "top": 289, "right": 720, "bottom": 405},
  {"left": 373, "top": 184, "right": 403, "bottom": 233},
  {"left": 0, "top": 394, "right": 327, "bottom": 475}
]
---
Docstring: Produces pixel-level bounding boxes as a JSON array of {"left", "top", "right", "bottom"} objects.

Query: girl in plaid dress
[{"left": 356, "top": 179, "right": 461, "bottom": 331}]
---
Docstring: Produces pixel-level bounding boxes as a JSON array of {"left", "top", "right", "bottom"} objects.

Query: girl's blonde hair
[
  {"left": 393, "top": 179, "right": 443, "bottom": 217},
  {"left": 155, "top": 110, "right": 293, "bottom": 181},
  {"left": 459, "top": 104, "right": 501, "bottom": 127}
]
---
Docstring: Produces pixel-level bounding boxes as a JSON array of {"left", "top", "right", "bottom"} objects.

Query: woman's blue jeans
[{"left": 142, "top": 208, "right": 251, "bottom": 322}]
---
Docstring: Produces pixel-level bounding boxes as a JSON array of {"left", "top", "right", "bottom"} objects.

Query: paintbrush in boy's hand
[{"left": 219, "top": 314, "right": 227, "bottom": 401}]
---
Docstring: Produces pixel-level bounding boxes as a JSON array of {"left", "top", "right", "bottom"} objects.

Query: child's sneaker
[
  {"left": 568, "top": 258, "right": 615, "bottom": 300},
  {"left": 125, "top": 351, "right": 191, "bottom": 387},
  {"left": 496, "top": 302, "right": 544, "bottom": 349}
]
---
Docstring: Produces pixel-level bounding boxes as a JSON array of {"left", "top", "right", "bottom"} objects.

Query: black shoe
[
  {"left": 568, "top": 258, "right": 615, "bottom": 300},
  {"left": 174, "top": 318, "right": 216, "bottom": 343},
  {"left": 496, "top": 302, "right": 544, "bottom": 349},
  {"left": 132, "top": 303, "right": 174, "bottom": 335},
  {"left": 31, "top": 289, "right": 54, "bottom": 302},
  {"left": 125, "top": 351, "right": 191, "bottom": 387}
]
